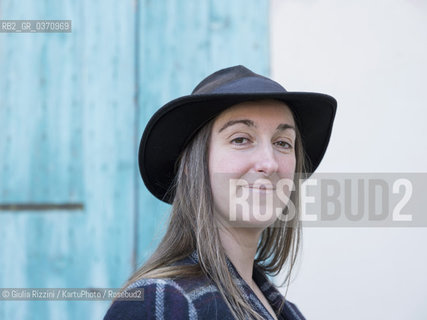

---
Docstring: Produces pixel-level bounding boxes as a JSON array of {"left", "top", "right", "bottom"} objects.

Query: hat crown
[{"left": 191, "top": 65, "right": 287, "bottom": 95}]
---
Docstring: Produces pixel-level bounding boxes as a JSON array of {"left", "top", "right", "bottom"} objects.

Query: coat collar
[{"left": 188, "top": 250, "right": 287, "bottom": 319}]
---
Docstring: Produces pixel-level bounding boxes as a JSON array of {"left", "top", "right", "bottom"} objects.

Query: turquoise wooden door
[{"left": 0, "top": 1, "right": 269, "bottom": 319}]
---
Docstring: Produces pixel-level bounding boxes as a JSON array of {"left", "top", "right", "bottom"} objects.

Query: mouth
[{"left": 244, "top": 184, "right": 276, "bottom": 191}]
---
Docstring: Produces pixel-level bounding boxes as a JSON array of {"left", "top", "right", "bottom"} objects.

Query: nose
[{"left": 253, "top": 143, "right": 279, "bottom": 176}]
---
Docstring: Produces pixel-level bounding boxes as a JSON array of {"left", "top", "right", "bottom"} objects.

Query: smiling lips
[{"left": 244, "top": 184, "right": 276, "bottom": 191}]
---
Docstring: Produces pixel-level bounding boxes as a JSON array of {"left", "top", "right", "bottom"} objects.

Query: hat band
[{"left": 210, "top": 76, "right": 287, "bottom": 94}]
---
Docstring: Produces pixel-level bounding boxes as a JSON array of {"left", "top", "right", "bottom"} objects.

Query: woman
[{"left": 104, "top": 65, "right": 337, "bottom": 319}]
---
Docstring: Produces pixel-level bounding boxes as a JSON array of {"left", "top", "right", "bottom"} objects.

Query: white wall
[{"left": 270, "top": 0, "right": 427, "bottom": 319}]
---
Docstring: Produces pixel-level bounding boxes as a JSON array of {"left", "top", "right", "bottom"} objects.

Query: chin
[{"left": 226, "top": 206, "right": 280, "bottom": 229}]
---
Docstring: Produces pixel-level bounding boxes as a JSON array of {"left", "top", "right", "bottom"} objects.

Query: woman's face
[{"left": 208, "top": 99, "right": 297, "bottom": 229}]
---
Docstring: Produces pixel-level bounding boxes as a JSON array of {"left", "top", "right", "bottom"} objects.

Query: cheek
[
  {"left": 209, "top": 151, "right": 247, "bottom": 204},
  {"left": 208, "top": 144, "right": 249, "bottom": 220},
  {"left": 208, "top": 143, "right": 250, "bottom": 175},
  {"left": 278, "top": 154, "right": 297, "bottom": 178},
  {"left": 210, "top": 156, "right": 249, "bottom": 174}
]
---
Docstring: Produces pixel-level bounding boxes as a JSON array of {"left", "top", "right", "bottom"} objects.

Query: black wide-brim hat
[{"left": 139, "top": 65, "right": 337, "bottom": 204}]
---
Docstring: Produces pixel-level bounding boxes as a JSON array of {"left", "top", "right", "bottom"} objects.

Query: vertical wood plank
[{"left": 0, "top": 0, "right": 136, "bottom": 319}]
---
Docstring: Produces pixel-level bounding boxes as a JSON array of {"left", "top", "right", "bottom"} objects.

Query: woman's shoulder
[
  {"left": 103, "top": 277, "right": 196, "bottom": 320},
  {"left": 103, "top": 253, "right": 232, "bottom": 320},
  {"left": 103, "top": 276, "right": 234, "bottom": 320}
]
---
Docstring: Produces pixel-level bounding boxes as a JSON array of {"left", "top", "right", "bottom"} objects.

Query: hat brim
[{"left": 139, "top": 92, "right": 337, "bottom": 204}]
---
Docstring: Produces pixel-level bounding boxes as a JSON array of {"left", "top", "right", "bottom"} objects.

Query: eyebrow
[{"left": 218, "top": 119, "right": 295, "bottom": 133}]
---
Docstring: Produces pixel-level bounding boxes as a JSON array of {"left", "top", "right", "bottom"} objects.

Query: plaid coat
[{"left": 103, "top": 251, "right": 305, "bottom": 320}]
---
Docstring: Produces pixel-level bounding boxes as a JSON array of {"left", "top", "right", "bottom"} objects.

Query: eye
[
  {"left": 231, "top": 137, "right": 250, "bottom": 145},
  {"left": 274, "top": 140, "right": 293, "bottom": 149}
]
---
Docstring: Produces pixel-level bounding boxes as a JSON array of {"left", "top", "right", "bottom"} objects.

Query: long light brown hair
[{"left": 119, "top": 101, "right": 306, "bottom": 319}]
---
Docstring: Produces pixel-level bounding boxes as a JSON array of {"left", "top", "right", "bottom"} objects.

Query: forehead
[{"left": 213, "top": 99, "right": 295, "bottom": 128}]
